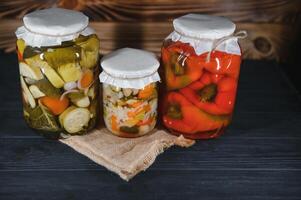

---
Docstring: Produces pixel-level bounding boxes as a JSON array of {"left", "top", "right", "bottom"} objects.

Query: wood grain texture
[
  {"left": 74, "top": 0, "right": 301, "bottom": 23},
  {"left": 0, "top": 19, "right": 297, "bottom": 61},
  {"left": 1, "top": 171, "right": 300, "bottom": 200},
  {"left": 1, "top": 137, "right": 301, "bottom": 171},
  {"left": 0, "top": 0, "right": 300, "bottom": 60},
  {"left": 1, "top": 0, "right": 300, "bottom": 23}
]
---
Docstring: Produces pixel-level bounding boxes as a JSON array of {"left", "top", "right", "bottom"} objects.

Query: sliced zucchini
[
  {"left": 59, "top": 106, "right": 91, "bottom": 134},
  {"left": 68, "top": 92, "right": 90, "bottom": 107},
  {"left": 87, "top": 85, "right": 96, "bottom": 99},
  {"left": 20, "top": 76, "right": 36, "bottom": 108},
  {"left": 57, "top": 63, "right": 82, "bottom": 82},
  {"left": 19, "top": 62, "right": 43, "bottom": 80},
  {"left": 24, "top": 77, "right": 38, "bottom": 85},
  {"left": 73, "top": 96, "right": 90, "bottom": 108},
  {"left": 29, "top": 85, "right": 45, "bottom": 98},
  {"left": 25, "top": 56, "right": 65, "bottom": 88},
  {"left": 40, "top": 62, "right": 65, "bottom": 88}
]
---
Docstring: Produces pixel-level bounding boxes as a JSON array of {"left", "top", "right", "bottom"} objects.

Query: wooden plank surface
[
  {"left": 1, "top": 171, "right": 301, "bottom": 200},
  {"left": 0, "top": 19, "right": 298, "bottom": 60},
  {"left": 0, "top": 0, "right": 300, "bottom": 61},
  {"left": 0, "top": 50, "right": 301, "bottom": 199},
  {"left": 1, "top": 0, "right": 300, "bottom": 23}
]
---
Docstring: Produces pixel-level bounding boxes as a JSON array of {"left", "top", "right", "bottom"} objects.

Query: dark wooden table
[{"left": 1, "top": 51, "right": 301, "bottom": 200}]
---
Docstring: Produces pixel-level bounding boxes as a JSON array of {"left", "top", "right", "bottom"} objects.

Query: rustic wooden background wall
[{"left": 0, "top": 0, "right": 300, "bottom": 61}]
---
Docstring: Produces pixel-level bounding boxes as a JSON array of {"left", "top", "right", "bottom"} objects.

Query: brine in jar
[
  {"left": 161, "top": 14, "right": 246, "bottom": 139},
  {"left": 15, "top": 8, "right": 100, "bottom": 139},
  {"left": 100, "top": 48, "right": 160, "bottom": 137},
  {"left": 103, "top": 83, "right": 158, "bottom": 137}
]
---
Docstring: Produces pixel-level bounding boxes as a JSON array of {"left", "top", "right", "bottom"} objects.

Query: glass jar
[
  {"left": 15, "top": 8, "right": 100, "bottom": 139},
  {"left": 161, "top": 14, "right": 246, "bottom": 139},
  {"left": 99, "top": 48, "right": 160, "bottom": 137}
]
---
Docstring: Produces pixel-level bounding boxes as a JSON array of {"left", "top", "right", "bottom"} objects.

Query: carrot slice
[
  {"left": 40, "top": 96, "right": 69, "bottom": 115},
  {"left": 127, "top": 104, "right": 151, "bottom": 118},
  {"left": 127, "top": 106, "right": 144, "bottom": 118},
  {"left": 128, "top": 101, "right": 143, "bottom": 108},
  {"left": 111, "top": 115, "right": 118, "bottom": 131},
  {"left": 79, "top": 70, "right": 93, "bottom": 89},
  {"left": 138, "top": 84, "right": 155, "bottom": 99}
]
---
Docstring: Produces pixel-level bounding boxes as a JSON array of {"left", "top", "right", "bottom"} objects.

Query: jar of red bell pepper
[{"left": 161, "top": 14, "right": 247, "bottom": 139}]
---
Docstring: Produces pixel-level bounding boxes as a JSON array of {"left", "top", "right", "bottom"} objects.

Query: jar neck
[
  {"left": 103, "top": 70, "right": 158, "bottom": 80},
  {"left": 170, "top": 30, "right": 247, "bottom": 62},
  {"left": 174, "top": 30, "right": 247, "bottom": 43}
]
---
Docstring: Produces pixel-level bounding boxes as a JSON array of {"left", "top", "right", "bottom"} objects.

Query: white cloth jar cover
[
  {"left": 167, "top": 14, "right": 247, "bottom": 56},
  {"left": 99, "top": 48, "right": 160, "bottom": 89},
  {"left": 15, "top": 8, "right": 95, "bottom": 47}
]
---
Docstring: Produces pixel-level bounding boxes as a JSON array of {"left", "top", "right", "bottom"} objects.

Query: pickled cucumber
[
  {"left": 24, "top": 77, "right": 38, "bottom": 85},
  {"left": 20, "top": 76, "right": 36, "bottom": 108},
  {"left": 59, "top": 106, "right": 91, "bottom": 134},
  {"left": 29, "top": 85, "right": 45, "bottom": 98},
  {"left": 87, "top": 85, "right": 96, "bottom": 99},
  {"left": 57, "top": 63, "right": 82, "bottom": 82},
  {"left": 68, "top": 92, "right": 90, "bottom": 108},
  {"left": 19, "top": 62, "right": 43, "bottom": 80},
  {"left": 25, "top": 56, "right": 65, "bottom": 88},
  {"left": 77, "top": 35, "right": 99, "bottom": 68},
  {"left": 43, "top": 46, "right": 80, "bottom": 68}
]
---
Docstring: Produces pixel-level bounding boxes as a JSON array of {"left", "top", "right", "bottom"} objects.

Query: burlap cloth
[{"left": 60, "top": 128, "right": 194, "bottom": 181}]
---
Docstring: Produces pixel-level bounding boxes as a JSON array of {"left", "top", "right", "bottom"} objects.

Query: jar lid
[
  {"left": 173, "top": 14, "right": 236, "bottom": 40},
  {"left": 15, "top": 8, "right": 95, "bottom": 47},
  {"left": 23, "top": 8, "right": 88, "bottom": 36},
  {"left": 99, "top": 48, "right": 160, "bottom": 89}
]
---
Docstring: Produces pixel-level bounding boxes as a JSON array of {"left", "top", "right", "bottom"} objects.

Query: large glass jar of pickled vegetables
[
  {"left": 15, "top": 8, "right": 100, "bottom": 139},
  {"left": 161, "top": 14, "right": 247, "bottom": 139},
  {"left": 99, "top": 48, "right": 160, "bottom": 137}
]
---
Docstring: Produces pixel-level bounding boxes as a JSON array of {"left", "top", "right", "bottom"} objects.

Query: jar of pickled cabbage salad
[
  {"left": 161, "top": 14, "right": 247, "bottom": 139},
  {"left": 99, "top": 48, "right": 160, "bottom": 137},
  {"left": 15, "top": 8, "right": 100, "bottom": 139}
]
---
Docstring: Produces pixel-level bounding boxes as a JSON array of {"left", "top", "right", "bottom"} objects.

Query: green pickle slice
[{"left": 76, "top": 35, "right": 100, "bottom": 69}]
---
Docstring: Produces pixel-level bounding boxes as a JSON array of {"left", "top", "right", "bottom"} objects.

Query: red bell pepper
[
  {"left": 180, "top": 72, "right": 237, "bottom": 115},
  {"left": 163, "top": 92, "right": 230, "bottom": 134},
  {"left": 161, "top": 41, "right": 203, "bottom": 90},
  {"left": 200, "top": 51, "right": 241, "bottom": 79}
]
